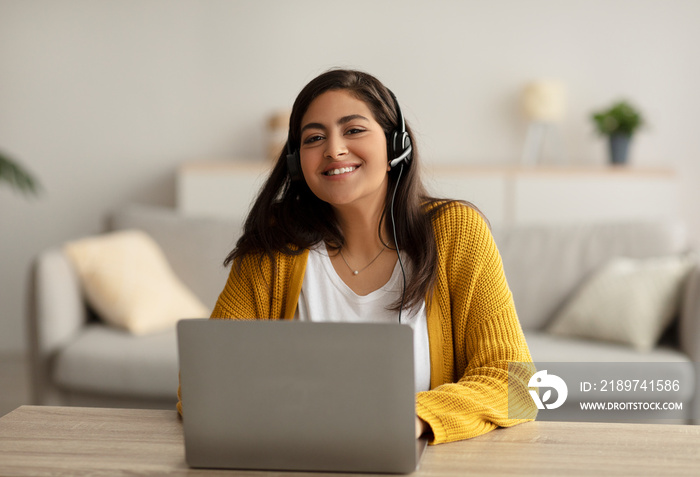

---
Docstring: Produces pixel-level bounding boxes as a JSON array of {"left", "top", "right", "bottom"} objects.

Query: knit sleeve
[
  {"left": 210, "top": 253, "right": 274, "bottom": 320},
  {"left": 210, "top": 250, "right": 307, "bottom": 320},
  {"left": 416, "top": 204, "right": 536, "bottom": 444}
]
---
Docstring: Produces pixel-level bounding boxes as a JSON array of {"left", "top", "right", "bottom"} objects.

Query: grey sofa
[
  {"left": 28, "top": 205, "right": 241, "bottom": 409},
  {"left": 28, "top": 205, "right": 700, "bottom": 422}
]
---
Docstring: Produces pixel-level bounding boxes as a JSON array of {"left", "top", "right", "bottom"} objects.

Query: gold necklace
[{"left": 339, "top": 246, "right": 386, "bottom": 276}]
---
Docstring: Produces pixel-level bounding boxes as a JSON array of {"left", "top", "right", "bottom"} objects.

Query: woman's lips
[{"left": 324, "top": 165, "right": 359, "bottom": 176}]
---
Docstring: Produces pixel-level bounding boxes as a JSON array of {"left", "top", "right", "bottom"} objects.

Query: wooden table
[{"left": 1, "top": 406, "right": 699, "bottom": 476}]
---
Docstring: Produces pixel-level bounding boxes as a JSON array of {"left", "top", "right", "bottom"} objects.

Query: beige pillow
[
  {"left": 547, "top": 254, "right": 694, "bottom": 351},
  {"left": 64, "top": 230, "right": 210, "bottom": 335}
]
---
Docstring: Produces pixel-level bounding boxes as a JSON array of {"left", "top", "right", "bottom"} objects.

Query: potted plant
[
  {"left": 591, "top": 100, "right": 644, "bottom": 165},
  {"left": 0, "top": 151, "right": 41, "bottom": 196}
]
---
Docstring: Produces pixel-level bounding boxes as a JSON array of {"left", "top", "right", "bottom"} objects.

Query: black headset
[{"left": 286, "top": 90, "right": 413, "bottom": 182}]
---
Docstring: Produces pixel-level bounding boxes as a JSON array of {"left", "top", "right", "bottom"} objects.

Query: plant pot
[{"left": 609, "top": 133, "right": 631, "bottom": 165}]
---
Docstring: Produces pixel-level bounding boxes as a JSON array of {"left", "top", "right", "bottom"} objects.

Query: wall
[{"left": 1, "top": 0, "right": 699, "bottom": 353}]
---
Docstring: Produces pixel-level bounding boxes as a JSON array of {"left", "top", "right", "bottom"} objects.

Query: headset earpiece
[
  {"left": 286, "top": 136, "right": 304, "bottom": 182},
  {"left": 387, "top": 91, "right": 413, "bottom": 170}
]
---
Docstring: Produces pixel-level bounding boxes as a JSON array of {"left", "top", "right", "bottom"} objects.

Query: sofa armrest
[
  {"left": 680, "top": 263, "right": 700, "bottom": 361},
  {"left": 27, "top": 248, "right": 88, "bottom": 404}
]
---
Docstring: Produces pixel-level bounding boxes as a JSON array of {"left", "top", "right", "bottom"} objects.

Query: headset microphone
[{"left": 388, "top": 145, "right": 413, "bottom": 169}]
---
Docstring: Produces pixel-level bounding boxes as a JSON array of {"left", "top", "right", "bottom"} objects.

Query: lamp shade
[{"left": 522, "top": 80, "right": 566, "bottom": 122}]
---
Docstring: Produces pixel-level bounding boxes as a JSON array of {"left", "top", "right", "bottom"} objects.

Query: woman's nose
[{"left": 324, "top": 133, "right": 348, "bottom": 159}]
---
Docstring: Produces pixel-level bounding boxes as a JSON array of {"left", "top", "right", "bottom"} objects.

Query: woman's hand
[{"left": 415, "top": 416, "right": 430, "bottom": 438}]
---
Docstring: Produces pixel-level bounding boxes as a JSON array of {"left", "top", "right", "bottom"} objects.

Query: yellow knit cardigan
[{"left": 181, "top": 202, "right": 536, "bottom": 444}]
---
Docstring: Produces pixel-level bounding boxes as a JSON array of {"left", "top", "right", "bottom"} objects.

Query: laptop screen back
[{"left": 177, "top": 319, "right": 422, "bottom": 473}]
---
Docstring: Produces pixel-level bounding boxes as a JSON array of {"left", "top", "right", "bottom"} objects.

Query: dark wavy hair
[{"left": 225, "top": 68, "right": 468, "bottom": 311}]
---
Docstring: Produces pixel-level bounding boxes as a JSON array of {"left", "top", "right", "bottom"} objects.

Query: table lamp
[{"left": 520, "top": 80, "right": 566, "bottom": 165}]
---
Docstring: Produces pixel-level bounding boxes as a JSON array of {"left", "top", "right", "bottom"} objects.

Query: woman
[{"left": 181, "top": 69, "right": 535, "bottom": 444}]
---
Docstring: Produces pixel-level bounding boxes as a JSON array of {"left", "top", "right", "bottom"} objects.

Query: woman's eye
[
  {"left": 346, "top": 128, "right": 365, "bottom": 135},
  {"left": 303, "top": 135, "right": 324, "bottom": 145}
]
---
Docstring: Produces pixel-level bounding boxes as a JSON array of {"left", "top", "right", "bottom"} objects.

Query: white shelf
[
  {"left": 177, "top": 160, "right": 273, "bottom": 218},
  {"left": 177, "top": 160, "right": 680, "bottom": 226}
]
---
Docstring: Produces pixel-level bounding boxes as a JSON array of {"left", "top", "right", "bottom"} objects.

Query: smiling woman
[{"left": 184, "top": 68, "right": 536, "bottom": 445}]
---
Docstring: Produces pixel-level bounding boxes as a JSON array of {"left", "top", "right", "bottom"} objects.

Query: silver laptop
[{"left": 177, "top": 319, "right": 427, "bottom": 474}]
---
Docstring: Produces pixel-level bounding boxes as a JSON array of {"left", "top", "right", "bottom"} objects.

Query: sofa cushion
[
  {"left": 547, "top": 254, "right": 694, "bottom": 351},
  {"left": 524, "top": 330, "right": 691, "bottom": 363},
  {"left": 493, "top": 220, "right": 688, "bottom": 331},
  {"left": 64, "top": 230, "right": 209, "bottom": 335},
  {"left": 108, "top": 205, "right": 243, "bottom": 310},
  {"left": 53, "top": 324, "right": 179, "bottom": 398}
]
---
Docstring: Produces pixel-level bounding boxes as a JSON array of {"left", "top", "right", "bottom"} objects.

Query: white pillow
[
  {"left": 546, "top": 254, "right": 694, "bottom": 351},
  {"left": 64, "top": 230, "right": 210, "bottom": 335}
]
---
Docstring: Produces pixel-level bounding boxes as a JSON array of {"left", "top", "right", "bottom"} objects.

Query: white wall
[{"left": 1, "top": 0, "right": 699, "bottom": 353}]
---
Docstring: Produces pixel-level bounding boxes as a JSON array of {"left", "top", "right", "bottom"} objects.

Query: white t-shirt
[{"left": 295, "top": 243, "right": 431, "bottom": 393}]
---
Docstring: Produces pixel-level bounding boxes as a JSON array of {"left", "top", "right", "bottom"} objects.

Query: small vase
[{"left": 609, "top": 133, "right": 631, "bottom": 165}]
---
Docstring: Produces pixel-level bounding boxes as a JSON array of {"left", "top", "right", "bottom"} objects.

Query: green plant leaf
[
  {"left": 0, "top": 152, "right": 42, "bottom": 197},
  {"left": 591, "top": 100, "right": 644, "bottom": 136}
]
